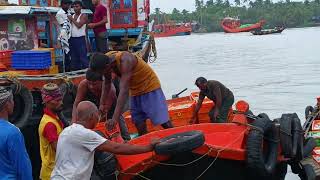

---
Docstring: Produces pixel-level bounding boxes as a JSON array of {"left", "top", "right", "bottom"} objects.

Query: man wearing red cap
[{"left": 38, "top": 83, "right": 64, "bottom": 180}]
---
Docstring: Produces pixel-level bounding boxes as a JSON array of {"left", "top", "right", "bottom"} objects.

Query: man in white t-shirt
[{"left": 51, "top": 101, "right": 158, "bottom": 180}]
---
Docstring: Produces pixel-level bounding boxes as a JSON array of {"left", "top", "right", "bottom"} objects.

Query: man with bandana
[
  {"left": 38, "top": 83, "right": 64, "bottom": 180},
  {"left": 0, "top": 87, "right": 32, "bottom": 180}
]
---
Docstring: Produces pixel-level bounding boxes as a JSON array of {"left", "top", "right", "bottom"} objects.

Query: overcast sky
[{"left": 150, "top": 0, "right": 196, "bottom": 13}]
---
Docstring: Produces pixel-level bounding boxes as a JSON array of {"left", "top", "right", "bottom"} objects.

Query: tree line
[{"left": 151, "top": 0, "right": 320, "bottom": 32}]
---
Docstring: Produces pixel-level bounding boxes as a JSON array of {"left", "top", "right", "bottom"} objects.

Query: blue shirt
[{"left": 0, "top": 119, "right": 33, "bottom": 180}]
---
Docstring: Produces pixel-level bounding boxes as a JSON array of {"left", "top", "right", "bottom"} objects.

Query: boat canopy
[{"left": 0, "top": 6, "right": 92, "bottom": 15}]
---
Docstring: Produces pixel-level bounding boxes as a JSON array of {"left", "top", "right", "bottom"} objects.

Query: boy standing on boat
[
  {"left": 72, "top": 69, "right": 131, "bottom": 141},
  {"left": 0, "top": 87, "right": 32, "bottom": 180},
  {"left": 88, "top": 0, "right": 108, "bottom": 53},
  {"left": 191, "top": 77, "right": 234, "bottom": 123},
  {"left": 68, "top": 1, "right": 89, "bottom": 71},
  {"left": 89, "top": 52, "right": 173, "bottom": 136},
  {"left": 38, "top": 83, "right": 64, "bottom": 180},
  {"left": 51, "top": 101, "right": 159, "bottom": 179}
]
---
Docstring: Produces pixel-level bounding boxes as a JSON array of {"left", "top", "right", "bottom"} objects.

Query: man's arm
[
  {"left": 191, "top": 93, "right": 205, "bottom": 119},
  {"left": 9, "top": 131, "right": 33, "bottom": 180},
  {"left": 99, "top": 74, "right": 112, "bottom": 115},
  {"left": 68, "top": 14, "right": 88, "bottom": 29},
  {"left": 72, "top": 81, "right": 87, "bottom": 123},
  {"left": 111, "top": 52, "right": 133, "bottom": 125},
  {"left": 43, "top": 123, "right": 59, "bottom": 151},
  {"left": 88, "top": 7, "right": 108, "bottom": 28},
  {"left": 212, "top": 86, "right": 222, "bottom": 118},
  {"left": 96, "top": 140, "right": 154, "bottom": 155}
]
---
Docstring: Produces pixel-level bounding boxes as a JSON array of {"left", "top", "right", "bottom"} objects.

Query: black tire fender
[
  {"left": 299, "top": 164, "right": 317, "bottom": 180},
  {"left": 246, "top": 115, "right": 279, "bottom": 179},
  {"left": 9, "top": 83, "right": 33, "bottom": 128},
  {"left": 155, "top": 131, "right": 205, "bottom": 155},
  {"left": 303, "top": 137, "right": 317, "bottom": 158},
  {"left": 278, "top": 113, "right": 304, "bottom": 159},
  {"left": 305, "top": 106, "right": 314, "bottom": 120}
]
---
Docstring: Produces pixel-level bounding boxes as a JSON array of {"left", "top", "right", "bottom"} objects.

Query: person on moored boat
[
  {"left": 89, "top": 51, "right": 173, "bottom": 136},
  {"left": 68, "top": 1, "right": 89, "bottom": 71},
  {"left": 38, "top": 83, "right": 64, "bottom": 180},
  {"left": 51, "top": 101, "right": 159, "bottom": 180},
  {"left": 0, "top": 87, "right": 33, "bottom": 180},
  {"left": 72, "top": 69, "right": 131, "bottom": 141},
  {"left": 190, "top": 77, "right": 234, "bottom": 124}
]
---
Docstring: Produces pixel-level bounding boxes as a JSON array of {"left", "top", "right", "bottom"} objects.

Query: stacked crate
[
  {"left": 32, "top": 48, "right": 59, "bottom": 74},
  {"left": 12, "top": 50, "right": 51, "bottom": 75}
]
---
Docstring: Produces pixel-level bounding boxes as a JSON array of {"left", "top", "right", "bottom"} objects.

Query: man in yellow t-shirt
[
  {"left": 89, "top": 52, "right": 173, "bottom": 135},
  {"left": 38, "top": 83, "right": 64, "bottom": 180}
]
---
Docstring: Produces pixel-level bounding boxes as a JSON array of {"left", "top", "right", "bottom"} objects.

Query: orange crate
[
  {"left": 190, "top": 92, "right": 214, "bottom": 114},
  {"left": 0, "top": 50, "right": 13, "bottom": 68}
]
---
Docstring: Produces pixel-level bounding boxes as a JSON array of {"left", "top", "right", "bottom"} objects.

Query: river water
[{"left": 150, "top": 27, "right": 320, "bottom": 179}]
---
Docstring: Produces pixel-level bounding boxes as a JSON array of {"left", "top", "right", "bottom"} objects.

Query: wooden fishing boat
[
  {"left": 221, "top": 17, "right": 265, "bottom": 33},
  {"left": 153, "top": 23, "right": 192, "bottom": 38},
  {"left": 0, "top": 1, "right": 155, "bottom": 179},
  {"left": 251, "top": 27, "right": 285, "bottom": 35}
]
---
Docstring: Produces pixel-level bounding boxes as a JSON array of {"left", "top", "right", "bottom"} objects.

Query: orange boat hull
[
  {"left": 116, "top": 121, "right": 284, "bottom": 179},
  {"left": 221, "top": 19, "right": 265, "bottom": 33}
]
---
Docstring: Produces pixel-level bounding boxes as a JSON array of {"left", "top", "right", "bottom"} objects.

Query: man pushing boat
[
  {"left": 89, "top": 51, "right": 173, "bottom": 135},
  {"left": 190, "top": 77, "right": 234, "bottom": 124}
]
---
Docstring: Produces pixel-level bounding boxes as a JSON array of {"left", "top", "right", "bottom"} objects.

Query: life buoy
[
  {"left": 9, "top": 83, "right": 33, "bottom": 129},
  {"left": 155, "top": 131, "right": 205, "bottom": 155},
  {"left": 246, "top": 114, "right": 279, "bottom": 179}
]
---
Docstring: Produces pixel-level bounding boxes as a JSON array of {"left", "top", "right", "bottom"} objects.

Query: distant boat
[
  {"left": 153, "top": 23, "right": 192, "bottom": 38},
  {"left": 221, "top": 17, "right": 265, "bottom": 33},
  {"left": 251, "top": 27, "right": 285, "bottom": 35}
]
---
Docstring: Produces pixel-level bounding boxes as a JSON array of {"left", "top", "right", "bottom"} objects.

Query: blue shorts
[{"left": 130, "top": 88, "right": 169, "bottom": 126}]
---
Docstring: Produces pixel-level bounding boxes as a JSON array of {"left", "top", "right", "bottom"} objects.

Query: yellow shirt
[
  {"left": 111, "top": 51, "right": 161, "bottom": 96},
  {"left": 38, "top": 113, "right": 63, "bottom": 180}
]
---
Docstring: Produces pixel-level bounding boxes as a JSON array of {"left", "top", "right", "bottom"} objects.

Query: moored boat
[
  {"left": 153, "top": 23, "right": 192, "bottom": 38},
  {"left": 251, "top": 27, "right": 285, "bottom": 35},
  {"left": 221, "top": 17, "right": 265, "bottom": 33},
  {"left": 115, "top": 103, "right": 308, "bottom": 179}
]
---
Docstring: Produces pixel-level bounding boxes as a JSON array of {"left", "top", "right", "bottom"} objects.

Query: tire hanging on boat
[
  {"left": 246, "top": 114, "right": 279, "bottom": 179},
  {"left": 8, "top": 83, "right": 33, "bottom": 129},
  {"left": 305, "top": 106, "right": 314, "bottom": 120},
  {"left": 155, "top": 131, "right": 205, "bottom": 155},
  {"left": 277, "top": 113, "right": 304, "bottom": 159},
  {"left": 303, "top": 137, "right": 317, "bottom": 158}
]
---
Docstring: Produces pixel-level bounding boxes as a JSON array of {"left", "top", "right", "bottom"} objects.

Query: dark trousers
[
  {"left": 95, "top": 31, "right": 108, "bottom": 53},
  {"left": 209, "top": 95, "right": 234, "bottom": 123},
  {"left": 69, "top": 36, "right": 88, "bottom": 71}
]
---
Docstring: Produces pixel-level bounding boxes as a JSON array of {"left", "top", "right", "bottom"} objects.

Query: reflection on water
[{"left": 150, "top": 27, "right": 320, "bottom": 180}]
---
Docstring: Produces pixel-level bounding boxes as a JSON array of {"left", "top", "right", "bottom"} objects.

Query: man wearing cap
[
  {"left": 38, "top": 83, "right": 64, "bottom": 180},
  {"left": 0, "top": 87, "right": 33, "bottom": 180}
]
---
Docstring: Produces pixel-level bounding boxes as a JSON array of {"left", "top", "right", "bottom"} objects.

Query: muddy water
[{"left": 150, "top": 27, "right": 320, "bottom": 179}]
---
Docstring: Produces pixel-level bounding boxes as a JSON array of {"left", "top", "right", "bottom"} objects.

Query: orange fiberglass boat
[
  {"left": 221, "top": 17, "right": 265, "bottom": 33},
  {"left": 115, "top": 101, "right": 310, "bottom": 180}
]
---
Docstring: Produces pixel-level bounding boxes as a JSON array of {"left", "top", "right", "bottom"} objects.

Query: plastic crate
[
  {"left": 12, "top": 51, "right": 51, "bottom": 70},
  {"left": 32, "top": 48, "right": 55, "bottom": 65},
  {"left": 0, "top": 50, "right": 13, "bottom": 68}
]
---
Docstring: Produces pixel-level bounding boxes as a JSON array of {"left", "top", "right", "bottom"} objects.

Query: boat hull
[
  {"left": 251, "top": 28, "right": 285, "bottom": 35},
  {"left": 221, "top": 19, "right": 265, "bottom": 33},
  {"left": 154, "top": 27, "right": 192, "bottom": 38}
]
